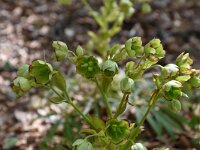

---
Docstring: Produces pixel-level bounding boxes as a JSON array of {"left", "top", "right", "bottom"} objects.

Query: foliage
[{"left": 12, "top": 0, "right": 200, "bottom": 149}]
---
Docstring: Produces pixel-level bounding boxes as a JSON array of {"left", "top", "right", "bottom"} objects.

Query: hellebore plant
[{"left": 13, "top": 37, "right": 200, "bottom": 150}]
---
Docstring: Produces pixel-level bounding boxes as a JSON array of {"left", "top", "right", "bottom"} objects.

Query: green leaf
[
  {"left": 43, "top": 122, "right": 60, "bottom": 143},
  {"left": 49, "top": 97, "right": 65, "bottom": 104},
  {"left": 51, "top": 71, "right": 66, "bottom": 91},
  {"left": 146, "top": 114, "right": 162, "bottom": 136}
]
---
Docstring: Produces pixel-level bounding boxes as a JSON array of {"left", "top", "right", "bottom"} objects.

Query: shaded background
[{"left": 0, "top": 0, "right": 200, "bottom": 149}]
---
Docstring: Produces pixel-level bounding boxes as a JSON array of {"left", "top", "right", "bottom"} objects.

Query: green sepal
[
  {"left": 17, "top": 64, "right": 30, "bottom": 79},
  {"left": 168, "top": 100, "right": 181, "bottom": 112},
  {"left": 29, "top": 60, "right": 53, "bottom": 84},
  {"left": 51, "top": 71, "right": 66, "bottom": 91},
  {"left": 13, "top": 76, "right": 31, "bottom": 96}
]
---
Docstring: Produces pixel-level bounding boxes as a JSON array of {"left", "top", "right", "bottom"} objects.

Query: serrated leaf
[{"left": 49, "top": 97, "right": 65, "bottom": 104}]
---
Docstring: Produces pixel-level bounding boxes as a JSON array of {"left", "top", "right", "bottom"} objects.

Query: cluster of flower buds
[
  {"left": 144, "top": 39, "right": 165, "bottom": 62},
  {"left": 119, "top": 0, "right": 135, "bottom": 17},
  {"left": 125, "top": 37, "right": 143, "bottom": 58},
  {"left": 13, "top": 60, "right": 54, "bottom": 96},
  {"left": 105, "top": 119, "right": 129, "bottom": 143}
]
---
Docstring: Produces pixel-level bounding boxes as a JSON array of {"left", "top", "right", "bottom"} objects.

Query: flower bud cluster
[
  {"left": 144, "top": 39, "right": 165, "bottom": 62},
  {"left": 125, "top": 37, "right": 143, "bottom": 58},
  {"left": 120, "top": 0, "right": 135, "bottom": 17}
]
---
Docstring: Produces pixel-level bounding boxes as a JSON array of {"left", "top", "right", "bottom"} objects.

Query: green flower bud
[
  {"left": 141, "top": 3, "right": 152, "bottom": 14},
  {"left": 162, "top": 80, "right": 183, "bottom": 101},
  {"left": 52, "top": 41, "right": 68, "bottom": 61},
  {"left": 120, "top": 0, "right": 134, "bottom": 17},
  {"left": 120, "top": 77, "right": 135, "bottom": 93},
  {"left": 106, "top": 120, "right": 129, "bottom": 143},
  {"left": 144, "top": 39, "right": 165, "bottom": 62},
  {"left": 161, "top": 64, "right": 179, "bottom": 78},
  {"left": 29, "top": 60, "right": 53, "bottom": 84},
  {"left": 188, "top": 76, "right": 200, "bottom": 88},
  {"left": 13, "top": 77, "right": 31, "bottom": 96},
  {"left": 168, "top": 100, "right": 181, "bottom": 112},
  {"left": 125, "top": 61, "right": 135, "bottom": 75},
  {"left": 76, "top": 45, "right": 84, "bottom": 56},
  {"left": 125, "top": 37, "right": 143, "bottom": 58},
  {"left": 17, "top": 64, "right": 30, "bottom": 79},
  {"left": 76, "top": 56, "right": 100, "bottom": 79},
  {"left": 102, "top": 60, "right": 118, "bottom": 77},
  {"left": 131, "top": 143, "right": 147, "bottom": 150}
]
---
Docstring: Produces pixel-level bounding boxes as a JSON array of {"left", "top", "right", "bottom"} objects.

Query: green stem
[
  {"left": 95, "top": 77, "right": 113, "bottom": 119},
  {"left": 120, "top": 89, "right": 160, "bottom": 150},
  {"left": 114, "top": 93, "right": 129, "bottom": 118},
  {"left": 47, "top": 85, "right": 96, "bottom": 129},
  {"left": 80, "top": 0, "right": 95, "bottom": 15}
]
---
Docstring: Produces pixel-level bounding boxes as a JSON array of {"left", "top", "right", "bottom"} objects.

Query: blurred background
[{"left": 0, "top": 0, "right": 200, "bottom": 149}]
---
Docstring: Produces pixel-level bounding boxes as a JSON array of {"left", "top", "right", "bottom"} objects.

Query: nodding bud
[
  {"left": 144, "top": 38, "right": 165, "bottom": 62},
  {"left": 161, "top": 64, "right": 179, "bottom": 78},
  {"left": 131, "top": 143, "right": 147, "bottom": 150},
  {"left": 52, "top": 41, "right": 68, "bottom": 61},
  {"left": 13, "top": 77, "right": 31, "bottom": 96},
  {"left": 76, "top": 45, "right": 84, "bottom": 56},
  {"left": 102, "top": 60, "right": 118, "bottom": 77},
  {"left": 162, "top": 80, "right": 183, "bottom": 101},
  {"left": 29, "top": 60, "right": 53, "bottom": 84},
  {"left": 125, "top": 37, "right": 143, "bottom": 58},
  {"left": 120, "top": 77, "right": 135, "bottom": 94},
  {"left": 168, "top": 100, "right": 182, "bottom": 112},
  {"left": 76, "top": 56, "right": 100, "bottom": 79},
  {"left": 106, "top": 119, "right": 129, "bottom": 143}
]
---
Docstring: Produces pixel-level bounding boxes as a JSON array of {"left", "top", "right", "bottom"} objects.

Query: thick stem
[
  {"left": 95, "top": 77, "right": 113, "bottom": 119},
  {"left": 120, "top": 89, "right": 160, "bottom": 150}
]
